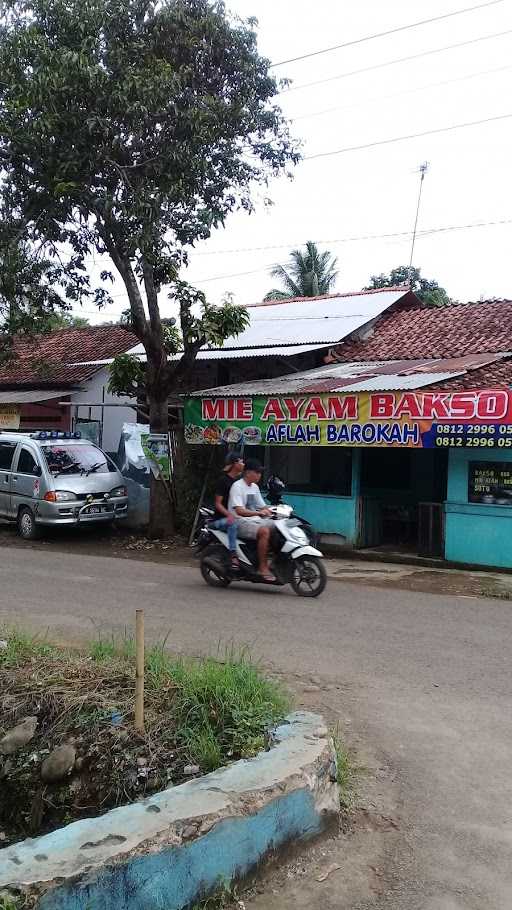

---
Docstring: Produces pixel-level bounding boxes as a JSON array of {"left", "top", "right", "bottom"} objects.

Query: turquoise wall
[
  {"left": 446, "top": 448, "right": 512, "bottom": 568},
  {"left": 285, "top": 450, "right": 361, "bottom": 545}
]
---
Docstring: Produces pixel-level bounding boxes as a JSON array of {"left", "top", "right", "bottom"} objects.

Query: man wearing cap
[
  {"left": 210, "top": 452, "right": 244, "bottom": 567},
  {"left": 228, "top": 460, "right": 275, "bottom": 582}
]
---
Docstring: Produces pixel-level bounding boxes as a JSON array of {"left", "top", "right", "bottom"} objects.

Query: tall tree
[
  {"left": 0, "top": 210, "right": 96, "bottom": 358},
  {"left": 0, "top": 0, "right": 298, "bottom": 535},
  {"left": 366, "top": 266, "right": 451, "bottom": 307},
  {"left": 264, "top": 242, "right": 338, "bottom": 301}
]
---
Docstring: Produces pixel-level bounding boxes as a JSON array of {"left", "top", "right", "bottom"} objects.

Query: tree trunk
[{"left": 148, "top": 393, "right": 175, "bottom": 539}]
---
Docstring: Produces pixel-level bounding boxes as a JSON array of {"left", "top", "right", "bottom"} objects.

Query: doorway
[{"left": 359, "top": 448, "right": 448, "bottom": 556}]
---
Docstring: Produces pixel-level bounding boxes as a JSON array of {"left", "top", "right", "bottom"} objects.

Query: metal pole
[{"left": 408, "top": 162, "right": 429, "bottom": 288}]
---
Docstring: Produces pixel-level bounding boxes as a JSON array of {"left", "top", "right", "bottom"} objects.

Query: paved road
[{"left": 1, "top": 546, "right": 511, "bottom": 909}]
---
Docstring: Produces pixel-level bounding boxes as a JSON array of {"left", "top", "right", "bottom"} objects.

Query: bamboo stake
[{"left": 135, "top": 609, "right": 145, "bottom": 733}]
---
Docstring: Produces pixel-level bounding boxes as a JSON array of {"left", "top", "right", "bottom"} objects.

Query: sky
[{"left": 78, "top": 0, "right": 512, "bottom": 324}]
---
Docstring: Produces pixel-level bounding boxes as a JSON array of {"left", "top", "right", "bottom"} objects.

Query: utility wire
[
  {"left": 282, "top": 28, "right": 512, "bottom": 93},
  {"left": 190, "top": 219, "right": 512, "bottom": 282},
  {"left": 304, "top": 112, "right": 512, "bottom": 160},
  {"left": 271, "top": 0, "right": 505, "bottom": 66},
  {"left": 291, "top": 62, "right": 512, "bottom": 122}
]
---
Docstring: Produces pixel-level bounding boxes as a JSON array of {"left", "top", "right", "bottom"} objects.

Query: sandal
[{"left": 261, "top": 572, "right": 276, "bottom": 583}]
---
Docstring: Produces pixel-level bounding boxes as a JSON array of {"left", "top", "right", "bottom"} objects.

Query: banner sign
[
  {"left": 468, "top": 462, "right": 512, "bottom": 504},
  {"left": 0, "top": 406, "right": 20, "bottom": 430},
  {"left": 184, "top": 389, "right": 512, "bottom": 448},
  {"left": 141, "top": 433, "right": 171, "bottom": 479}
]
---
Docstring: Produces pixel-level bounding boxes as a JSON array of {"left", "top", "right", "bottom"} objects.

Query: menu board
[{"left": 468, "top": 462, "right": 512, "bottom": 504}]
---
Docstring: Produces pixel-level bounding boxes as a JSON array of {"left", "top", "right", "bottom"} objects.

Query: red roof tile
[
  {"left": 0, "top": 325, "right": 137, "bottom": 388},
  {"left": 335, "top": 299, "right": 512, "bottom": 362}
]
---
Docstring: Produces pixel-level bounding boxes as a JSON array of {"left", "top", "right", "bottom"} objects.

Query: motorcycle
[{"left": 192, "top": 477, "right": 327, "bottom": 598}]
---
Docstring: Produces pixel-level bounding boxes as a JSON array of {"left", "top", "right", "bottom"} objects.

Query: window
[
  {"left": 17, "top": 448, "right": 39, "bottom": 476},
  {"left": 42, "top": 444, "right": 116, "bottom": 475},
  {"left": 266, "top": 446, "right": 353, "bottom": 497},
  {"left": 0, "top": 442, "right": 16, "bottom": 471}
]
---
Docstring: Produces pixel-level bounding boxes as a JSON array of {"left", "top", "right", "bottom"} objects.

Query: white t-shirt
[{"left": 228, "top": 479, "right": 266, "bottom": 515}]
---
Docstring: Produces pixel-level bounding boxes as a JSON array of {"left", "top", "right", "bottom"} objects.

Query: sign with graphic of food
[{"left": 184, "top": 390, "right": 512, "bottom": 448}]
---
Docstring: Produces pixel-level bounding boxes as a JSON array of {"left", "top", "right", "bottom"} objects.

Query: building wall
[
  {"left": 285, "top": 449, "right": 361, "bottom": 546},
  {"left": 70, "top": 369, "right": 136, "bottom": 454},
  {"left": 445, "top": 448, "right": 512, "bottom": 568}
]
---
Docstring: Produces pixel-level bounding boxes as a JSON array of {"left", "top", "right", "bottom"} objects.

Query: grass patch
[
  {"left": 145, "top": 643, "right": 290, "bottom": 772},
  {"left": 0, "top": 896, "right": 22, "bottom": 910},
  {"left": 332, "top": 727, "right": 356, "bottom": 810},
  {"left": 0, "top": 628, "right": 53, "bottom": 668},
  {"left": 189, "top": 882, "right": 237, "bottom": 909},
  {"left": 0, "top": 631, "right": 289, "bottom": 844},
  {"left": 88, "top": 630, "right": 135, "bottom": 662}
]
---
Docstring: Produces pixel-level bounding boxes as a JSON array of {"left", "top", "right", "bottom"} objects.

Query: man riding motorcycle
[
  {"left": 210, "top": 452, "right": 244, "bottom": 568},
  {"left": 228, "top": 460, "right": 276, "bottom": 582}
]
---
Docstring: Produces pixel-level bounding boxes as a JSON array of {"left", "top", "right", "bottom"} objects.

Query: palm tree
[{"left": 264, "top": 241, "right": 339, "bottom": 301}]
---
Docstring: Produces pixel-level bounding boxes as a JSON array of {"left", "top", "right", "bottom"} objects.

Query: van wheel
[{"left": 17, "top": 507, "right": 40, "bottom": 540}]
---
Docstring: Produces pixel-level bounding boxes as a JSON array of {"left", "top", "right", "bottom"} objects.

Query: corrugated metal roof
[
  {"left": 334, "top": 372, "right": 463, "bottom": 392},
  {"left": 191, "top": 355, "right": 504, "bottom": 397},
  {"left": 0, "top": 390, "right": 66, "bottom": 404},
  {"left": 216, "top": 289, "right": 407, "bottom": 349},
  {"left": 75, "top": 342, "right": 332, "bottom": 367}
]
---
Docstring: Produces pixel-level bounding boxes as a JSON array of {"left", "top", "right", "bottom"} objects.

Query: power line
[
  {"left": 190, "top": 218, "right": 512, "bottom": 282},
  {"left": 282, "top": 28, "right": 512, "bottom": 94},
  {"left": 182, "top": 217, "right": 512, "bottom": 258},
  {"left": 291, "top": 62, "right": 512, "bottom": 123},
  {"left": 304, "top": 111, "right": 512, "bottom": 160},
  {"left": 271, "top": 0, "right": 505, "bottom": 67}
]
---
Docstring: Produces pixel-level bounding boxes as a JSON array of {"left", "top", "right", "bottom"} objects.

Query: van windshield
[{"left": 42, "top": 444, "right": 116, "bottom": 476}]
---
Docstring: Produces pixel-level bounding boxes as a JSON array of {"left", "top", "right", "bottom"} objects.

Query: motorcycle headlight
[{"left": 110, "top": 485, "right": 128, "bottom": 498}]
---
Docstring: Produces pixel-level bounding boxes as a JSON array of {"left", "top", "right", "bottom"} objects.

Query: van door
[
  {"left": 0, "top": 441, "right": 18, "bottom": 518},
  {"left": 11, "top": 445, "right": 42, "bottom": 517}
]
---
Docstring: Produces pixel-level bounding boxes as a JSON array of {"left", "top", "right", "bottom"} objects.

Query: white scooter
[{"left": 193, "top": 499, "right": 327, "bottom": 598}]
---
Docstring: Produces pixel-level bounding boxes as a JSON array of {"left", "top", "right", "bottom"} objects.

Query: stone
[
  {"left": 0, "top": 717, "right": 38, "bottom": 755},
  {"left": 183, "top": 764, "right": 200, "bottom": 775},
  {"left": 0, "top": 640, "right": 7, "bottom": 650},
  {"left": 41, "top": 744, "right": 76, "bottom": 784}
]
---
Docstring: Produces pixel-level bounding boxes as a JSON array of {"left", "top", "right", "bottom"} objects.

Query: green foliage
[
  {"left": 331, "top": 726, "right": 362, "bottom": 811},
  {"left": 265, "top": 241, "right": 338, "bottom": 300},
  {"left": 0, "top": 0, "right": 297, "bottom": 529},
  {"left": 145, "top": 645, "right": 290, "bottom": 771},
  {"left": 89, "top": 631, "right": 136, "bottom": 662},
  {"left": 366, "top": 265, "right": 451, "bottom": 307},
  {"left": 0, "top": 628, "right": 53, "bottom": 668},
  {"left": 0, "top": 0, "right": 296, "bottom": 380},
  {"left": 107, "top": 352, "right": 146, "bottom": 397},
  {"left": 0, "top": 894, "right": 22, "bottom": 910}
]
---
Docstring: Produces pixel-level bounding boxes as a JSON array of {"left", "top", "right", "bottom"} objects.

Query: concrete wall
[
  {"left": 70, "top": 369, "right": 136, "bottom": 454},
  {"left": 446, "top": 448, "right": 512, "bottom": 568},
  {"left": 0, "top": 713, "right": 338, "bottom": 910},
  {"left": 284, "top": 449, "right": 361, "bottom": 545}
]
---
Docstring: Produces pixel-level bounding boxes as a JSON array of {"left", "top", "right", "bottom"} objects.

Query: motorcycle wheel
[
  {"left": 200, "top": 544, "right": 232, "bottom": 588},
  {"left": 290, "top": 556, "right": 327, "bottom": 598}
]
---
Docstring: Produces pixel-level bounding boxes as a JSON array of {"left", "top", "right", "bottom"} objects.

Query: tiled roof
[
  {"left": 0, "top": 325, "right": 137, "bottom": 388},
  {"left": 434, "top": 358, "right": 512, "bottom": 391},
  {"left": 335, "top": 299, "right": 512, "bottom": 362}
]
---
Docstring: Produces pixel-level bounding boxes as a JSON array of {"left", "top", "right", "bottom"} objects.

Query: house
[
  {"left": 185, "top": 298, "right": 512, "bottom": 572},
  {"left": 0, "top": 325, "right": 139, "bottom": 453}
]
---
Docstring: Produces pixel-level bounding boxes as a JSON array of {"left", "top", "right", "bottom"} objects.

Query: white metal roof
[
  {"left": 217, "top": 289, "right": 407, "bottom": 349},
  {"left": 0, "top": 390, "right": 66, "bottom": 404}
]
